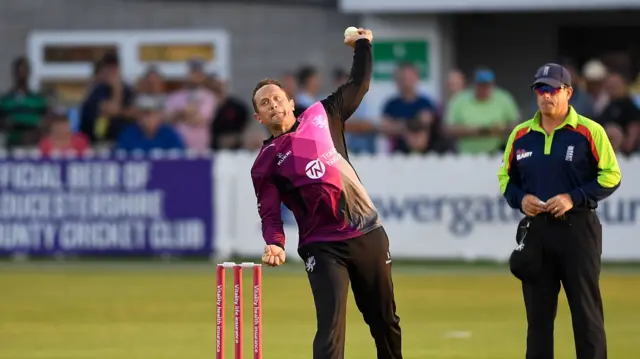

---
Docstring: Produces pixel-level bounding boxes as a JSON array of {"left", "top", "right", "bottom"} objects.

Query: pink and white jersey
[{"left": 251, "top": 40, "right": 381, "bottom": 249}]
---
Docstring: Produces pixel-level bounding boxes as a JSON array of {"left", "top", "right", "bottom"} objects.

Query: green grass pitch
[{"left": 0, "top": 262, "right": 638, "bottom": 359}]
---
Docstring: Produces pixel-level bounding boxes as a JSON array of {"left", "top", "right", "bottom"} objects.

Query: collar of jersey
[
  {"left": 263, "top": 120, "right": 301, "bottom": 144},
  {"left": 528, "top": 105, "right": 578, "bottom": 133}
]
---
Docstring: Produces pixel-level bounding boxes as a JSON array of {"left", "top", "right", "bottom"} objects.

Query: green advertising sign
[{"left": 372, "top": 39, "right": 429, "bottom": 81}]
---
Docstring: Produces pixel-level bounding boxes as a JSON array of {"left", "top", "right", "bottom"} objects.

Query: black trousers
[
  {"left": 522, "top": 211, "right": 606, "bottom": 359},
  {"left": 297, "top": 227, "right": 403, "bottom": 359}
]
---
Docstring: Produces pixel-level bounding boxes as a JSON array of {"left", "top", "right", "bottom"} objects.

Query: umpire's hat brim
[{"left": 531, "top": 78, "right": 565, "bottom": 90}]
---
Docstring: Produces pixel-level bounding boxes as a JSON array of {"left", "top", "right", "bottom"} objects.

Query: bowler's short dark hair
[{"left": 252, "top": 78, "right": 288, "bottom": 112}]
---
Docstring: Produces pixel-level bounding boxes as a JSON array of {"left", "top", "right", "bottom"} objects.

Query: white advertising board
[{"left": 217, "top": 153, "right": 640, "bottom": 262}]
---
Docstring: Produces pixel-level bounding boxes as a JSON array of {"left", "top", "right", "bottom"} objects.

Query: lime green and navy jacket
[{"left": 498, "top": 106, "right": 621, "bottom": 211}]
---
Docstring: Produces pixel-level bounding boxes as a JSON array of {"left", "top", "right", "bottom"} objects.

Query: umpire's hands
[
  {"left": 521, "top": 194, "right": 546, "bottom": 217},
  {"left": 544, "top": 194, "right": 573, "bottom": 218},
  {"left": 262, "top": 245, "right": 286, "bottom": 267}
]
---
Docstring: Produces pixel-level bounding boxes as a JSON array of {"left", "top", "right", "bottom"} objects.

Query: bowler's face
[{"left": 253, "top": 84, "right": 295, "bottom": 125}]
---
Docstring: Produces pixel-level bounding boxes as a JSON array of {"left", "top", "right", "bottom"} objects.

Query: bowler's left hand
[
  {"left": 544, "top": 194, "right": 573, "bottom": 217},
  {"left": 261, "top": 244, "right": 286, "bottom": 267}
]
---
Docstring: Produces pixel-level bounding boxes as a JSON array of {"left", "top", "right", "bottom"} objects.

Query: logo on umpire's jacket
[
  {"left": 305, "top": 256, "right": 316, "bottom": 272},
  {"left": 565, "top": 145, "right": 574, "bottom": 162},
  {"left": 516, "top": 149, "right": 532, "bottom": 161}
]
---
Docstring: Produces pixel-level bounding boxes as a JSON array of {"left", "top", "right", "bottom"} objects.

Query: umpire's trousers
[
  {"left": 523, "top": 210, "right": 606, "bottom": 359},
  {"left": 297, "top": 227, "right": 403, "bottom": 359}
]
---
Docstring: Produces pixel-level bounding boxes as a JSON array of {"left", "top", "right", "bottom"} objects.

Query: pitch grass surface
[{"left": 0, "top": 262, "right": 639, "bottom": 359}]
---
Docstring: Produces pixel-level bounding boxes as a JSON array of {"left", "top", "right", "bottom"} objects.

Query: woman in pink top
[
  {"left": 164, "top": 58, "right": 216, "bottom": 151},
  {"left": 39, "top": 112, "right": 90, "bottom": 156}
]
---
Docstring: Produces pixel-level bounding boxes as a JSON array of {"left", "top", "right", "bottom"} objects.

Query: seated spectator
[
  {"left": 208, "top": 74, "right": 249, "bottom": 151},
  {"left": 136, "top": 65, "right": 166, "bottom": 95},
  {"left": 0, "top": 56, "right": 49, "bottom": 148},
  {"left": 598, "top": 72, "right": 640, "bottom": 154},
  {"left": 294, "top": 66, "right": 322, "bottom": 116},
  {"left": 379, "top": 63, "right": 438, "bottom": 154},
  {"left": 165, "top": 58, "right": 216, "bottom": 151},
  {"left": 445, "top": 69, "right": 466, "bottom": 102},
  {"left": 39, "top": 111, "right": 90, "bottom": 156},
  {"left": 582, "top": 59, "right": 610, "bottom": 117},
  {"left": 79, "top": 52, "right": 136, "bottom": 145},
  {"left": 331, "top": 68, "right": 378, "bottom": 154},
  {"left": 631, "top": 73, "right": 640, "bottom": 109},
  {"left": 445, "top": 68, "right": 519, "bottom": 154},
  {"left": 242, "top": 123, "right": 270, "bottom": 151},
  {"left": 116, "top": 96, "right": 184, "bottom": 152},
  {"left": 280, "top": 71, "right": 298, "bottom": 101},
  {"left": 404, "top": 119, "right": 456, "bottom": 155},
  {"left": 605, "top": 124, "right": 625, "bottom": 153}
]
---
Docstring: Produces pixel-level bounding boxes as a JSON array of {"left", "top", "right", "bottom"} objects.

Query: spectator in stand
[
  {"left": 165, "top": 58, "right": 216, "bottom": 152},
  {"left": 294, "top": 65, "right": 322, "bottom": 116},
  {"left": 598, "top": 72, "right": 640, "bottom": 154},
  {"left": 79, "top": 52, "right": 136, "bottom": 146},
  {"left": 333, "top": 68, "right": 379, "bottom": 154},
  {"left": 404, "top": 119, "right": 456, "bottom": 155},
  {"left": 92, "top": 59, "right": 109, "bottom": 84},
  {"left": 208, "top": 74, "right": 249, "bottom": 151},
  {"left": 446, "top": 69, "right": 466, "bottom": 102},
  {"left": 445, "top": 68, "right": 519, "bottom": 154},
  {"left": 630, "top": 72, "right": 640, "bottom": 109},
  {"left": 0, "top": 56, "right": 49, "bottom": 148},
  {"left": 136, "top": 66, "right": 166, "bottom": 96},
  {"left": 379, "top": 63, "right": 437, "bottom": 154},
  {"left": 242, "top": 123, "right": 270, "bottom": 151},
  {"left": 280, "top": 71, "right": 298, "bottom": 101},
  {"left": 67, "top": 60, "right": 109, "bottom": 133},
  {"left": 116, "top": 95, "right": 184, "bottom": 152},
  {"left": 439, "top": 69, "right": 467, "bottom": 121},
  {"left": 39, "top": 110, "right": 90, "bottom": 156},
  {"left": 582, "top": 59, "right": 610, "bottom": 117}
]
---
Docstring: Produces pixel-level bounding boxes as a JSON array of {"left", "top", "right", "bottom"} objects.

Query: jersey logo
[
  {"left": 565, "top": 145, "right": 574, "bottom": 162},
  {"left": 305, "top": 159, "right": 326, "bottom": 179},
  {"left": 277, "top": 151, "right": 291, "bottom": 166},
  {"left": 311, "top": 115, "right": 327, "bottom": 128},
  {"left": 516, "top": 149, "right": 532, "bottom": 161}
]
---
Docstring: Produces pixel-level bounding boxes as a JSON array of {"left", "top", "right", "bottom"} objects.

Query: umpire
[{"left": 497, "top": 63, "right": 621, "bottom": 359}]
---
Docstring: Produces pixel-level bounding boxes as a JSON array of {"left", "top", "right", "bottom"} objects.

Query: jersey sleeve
[
  {"left": 321, "top": 39, "right": 372, "bottom": 126},
  {"left": 497, "top": 126, "right": 528, "bottom": 210},
  {"left": 568, "top": 122, "right": 622, "bottom": 207},
  {"left": 251, "top": 171, "right": 286, "bottom": 248}
]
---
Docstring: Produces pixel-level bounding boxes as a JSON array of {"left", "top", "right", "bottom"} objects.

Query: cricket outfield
[{"left": 0, "top": 262, "right": 638, "bottom": 359}]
